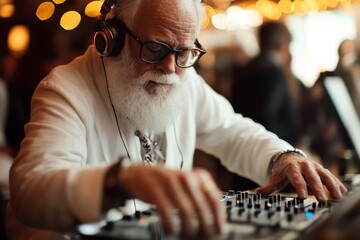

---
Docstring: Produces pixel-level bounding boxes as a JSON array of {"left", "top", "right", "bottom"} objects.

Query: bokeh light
[
  {"left": 53, "top": 0, "right": 66, "bottom": 4},
  {"left": 85, "top": 1, "right": 103, "bottom": 18},
  {"left": 0, "top": 3, "right": 14, "bottom": 18},
  {"left": 8, "top": 25, "right": 30, "bottom": 55},
  {"left": 36, "top": 1, "right": 55, "bottom": 21},
  {"left": 60, "top": 11, "right": 81, "bottom": 30}
]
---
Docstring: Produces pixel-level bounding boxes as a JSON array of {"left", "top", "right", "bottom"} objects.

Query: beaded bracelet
[{"left": 268, "top": 148, "right": 307, "bottom": 174}]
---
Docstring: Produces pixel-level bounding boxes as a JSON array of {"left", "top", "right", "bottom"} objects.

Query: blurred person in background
[
  {"left": 230, "top": 21, "right": 309, "bottom": 190},
  {"left": 0, "top": 53, "right": 18, "bottom": 240},
  {"left": 0, "top": 52, "right": 22, "bottom": 195},
  {"left": 0, "top": 77, "right": 13, "bottom": 240},
  {"left": 0, "top": 78, "right": 13, "bottom": 195},
  {"left": 231, "top": 21, "right": 306, "bottom": 148},
  {"left": 335, "top": 39, "right": 360, "bottom": 117},
  {"left": 335, "top": 39, "right": 358, "bottom": 74},
  {"left": 304, "top": 39, "right": 360, "bottom": 171}
]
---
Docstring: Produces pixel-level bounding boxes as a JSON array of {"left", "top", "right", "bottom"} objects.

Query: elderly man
[{"left": 6, "top": 0, "right": 346, "bottom": 239}]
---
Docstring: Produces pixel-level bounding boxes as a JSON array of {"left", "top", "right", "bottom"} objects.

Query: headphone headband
[{"left": 100, "top": 0, "right": 116, "bottom": 19}]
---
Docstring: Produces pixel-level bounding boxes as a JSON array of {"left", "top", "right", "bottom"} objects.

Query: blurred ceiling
[{"left": 3, "top": 0, "right": 358, "bottom": 24}]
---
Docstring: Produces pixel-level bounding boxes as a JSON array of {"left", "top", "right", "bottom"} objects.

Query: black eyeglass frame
[{"left": 118, "top": 19, "right": 207, "bottom": 68}]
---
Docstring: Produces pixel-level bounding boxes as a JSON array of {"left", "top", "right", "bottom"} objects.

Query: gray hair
[{"left": 109, "top": 0, "right": 205, "bottom": 37}]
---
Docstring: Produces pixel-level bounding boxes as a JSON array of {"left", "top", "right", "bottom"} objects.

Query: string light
[{"left": 4, "top": 0, "right": 360, "bottom": 31}]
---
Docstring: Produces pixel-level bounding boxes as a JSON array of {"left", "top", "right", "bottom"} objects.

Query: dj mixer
[{"left": 77, "top": 175, "right": 360, "bottom": 240}]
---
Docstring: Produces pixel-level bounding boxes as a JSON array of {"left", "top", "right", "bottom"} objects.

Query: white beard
[{"left": 105, "top": 47, "right": 187, "bottom": 134}]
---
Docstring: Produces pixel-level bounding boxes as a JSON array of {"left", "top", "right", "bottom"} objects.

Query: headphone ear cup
[{"left": 94, "top": 18, "right": 125, "bottom": 57}]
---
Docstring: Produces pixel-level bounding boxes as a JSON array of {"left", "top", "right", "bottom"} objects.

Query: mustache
[{"left": 140, "top": 72, "right": 180, "bottom": 85}]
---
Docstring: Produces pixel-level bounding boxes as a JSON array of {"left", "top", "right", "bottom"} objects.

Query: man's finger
[
  {"left": 301, "top": 163, "right": 328, "bottom": 201},
  {"left": 179, "top": 171, "right": 214, "bottom": 236},
  {"left": 196, "top": 169, "right": 225, "bottom": 234}
]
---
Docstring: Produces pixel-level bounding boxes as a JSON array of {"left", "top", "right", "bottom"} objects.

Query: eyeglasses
[{"left": 119, "top": 20, "right": 206, "bottom": 68}]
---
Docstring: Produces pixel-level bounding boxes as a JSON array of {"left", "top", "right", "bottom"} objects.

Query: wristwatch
[{"left": 102, "top": 157, "right": 132, "bottom": 211}]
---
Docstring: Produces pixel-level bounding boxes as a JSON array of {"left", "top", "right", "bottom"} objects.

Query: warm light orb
[
  {"left": 8, "top": 25, "right": 30, "bottom": 54},
  {"left": 278, "top": 0, "right": 293, "bottom": 14},
  {"left": 293, "top": 0, "right": 306, "bottom": 15},
  {"left": 226, "top": 6, "right": 250, "bottom": 28},
  {"left": 36, "top": 1, "right": 55, "bottom": 21},
  {"left": 53, "top": 0, "right": 66, "bottom": 4},
  {"left": 202, "top": 5, "right": 216, "bottom": 29},
  {"left": 212, "top": 13, "right": 228, "bottom": 30},
  {"left": 246, "top": 8, "right": 263, "bottom": 27},
  {"left": 213, "top": 0, "right": 231, "bottom": 9},
  {"left": 60, "top": 11, "right": 81, "bottom": 30},
  {"left": 0, "top": 3, "right": 14, "bottom": 18},
  {"left": 85, "top": 1, "right": 103, "bottom": 18}
]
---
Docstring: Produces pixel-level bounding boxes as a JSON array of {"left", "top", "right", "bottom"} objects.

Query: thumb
[
  {"left": 255, "top": 183, "right": 277, "bottom": 196},
  {"left": 256, "top": 177, "right": 290, "bottom": 196}
]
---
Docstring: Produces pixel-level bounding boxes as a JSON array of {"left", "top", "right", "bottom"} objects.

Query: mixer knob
[
  {"left": 238, "top": 208, "right": 245, "bottom": 215},
  {"left": 135, "top": 210, "right": 142, "bottom": 219},
  {"left": 254, "top": 210, "right": 261, "bottom": 217},
  {"left": 228, "top": 190, "right": 235, "bottom": 196},
  {"left": 267, "top": 211, "right": 274, "bottom": 219},
  {"left": 293, "top": 206, "right": 299, "bottom": 214},
  {"left": 122, "top": 215, "right": 133, "bottom": 221},
  {"left": 264, "top": 201, "right": 272, "bottom": 210}
]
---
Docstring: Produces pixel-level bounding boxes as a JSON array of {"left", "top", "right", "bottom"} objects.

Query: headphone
[{"left": 94, "top": 0, "right": 125, "bottom": 57}]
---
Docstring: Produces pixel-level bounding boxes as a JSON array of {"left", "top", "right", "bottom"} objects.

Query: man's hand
[
  {"left": 118, "top": 165, "right": 225, "bottom": 237},
  {"left": 256, "top": 153, "right": 348, "bottom": 201}
]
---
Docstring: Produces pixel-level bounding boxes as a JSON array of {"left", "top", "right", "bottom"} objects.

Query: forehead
[{"left": 131, "top": 0, "right": 198, "bottom": 45}]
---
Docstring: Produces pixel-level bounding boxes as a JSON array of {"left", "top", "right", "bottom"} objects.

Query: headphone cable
[{"left": 101, "top": 56, "right": 137, "bottom": 211}]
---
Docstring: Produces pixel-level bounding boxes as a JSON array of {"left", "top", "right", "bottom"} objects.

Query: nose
[{"left": 154, "top": 53, "right": 176, "bottom": 74}]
